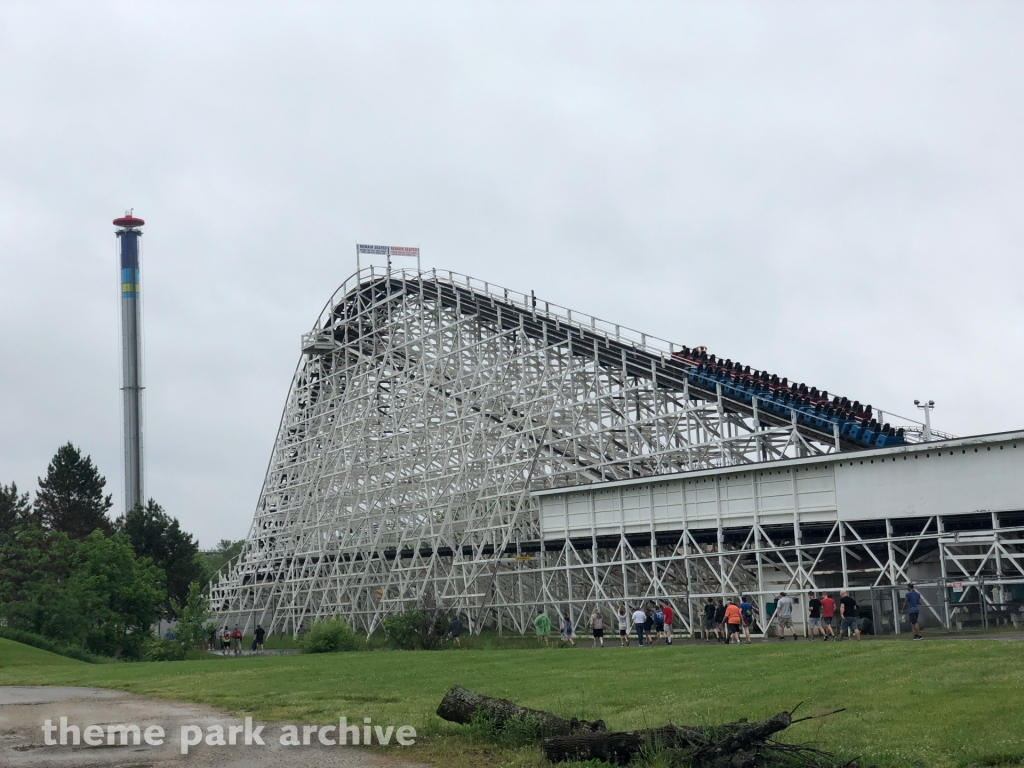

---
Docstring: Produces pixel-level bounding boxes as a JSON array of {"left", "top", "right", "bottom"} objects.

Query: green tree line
[{"left": 0, "top": 442, "right": 241, "bottom": 660}]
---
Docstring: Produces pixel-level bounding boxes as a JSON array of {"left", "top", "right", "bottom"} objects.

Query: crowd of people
[
  {"left": 207, "top": 623, "right": 267, "bottom": 655},
  {"left": 699, "top": 590, "right": 858, "bottom": 643},
  {"left": 205, "top": 587, "right": 927, "bottom": 653},
  {"left": 528, "top": 584, "right": 926, "bottom": 646},
  {"left": 201, "top": 585, "right": 927, "bottom": 654},
  {"left": 531, "top": 602, "right": 677, "bottom": 647}
]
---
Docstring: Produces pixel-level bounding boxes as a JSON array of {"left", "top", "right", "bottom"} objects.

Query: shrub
[
  {"left": 381, "top": 610, "right": 425, "bottom": 650},
  {"left": 381, "top": 608, "right": 448, "bottom": 650},
  {"left": 301, "top": 617, "right": 362, "bottom": 653},
  {"left": 143, "top": 637, "right": 186, "bottom": 662}
]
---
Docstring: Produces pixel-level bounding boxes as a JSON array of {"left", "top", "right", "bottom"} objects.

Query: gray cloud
[{"left": 2, "top": 1, "right": 1022, "bottom": 546}]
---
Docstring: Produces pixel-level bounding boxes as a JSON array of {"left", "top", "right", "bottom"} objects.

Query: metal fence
[
  {"left": 700, "top": 583, "right": 1024, "bottom": 639},
  {"left": 865, "top": 579, "right": 1024, "bottom": 635}
]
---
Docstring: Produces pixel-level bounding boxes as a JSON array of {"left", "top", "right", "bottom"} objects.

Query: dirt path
[{"left": 0, "top": 687, "right": 426, "bottom": 768}]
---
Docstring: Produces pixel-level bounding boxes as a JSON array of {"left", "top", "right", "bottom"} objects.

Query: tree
[
  {"left": 35, "top": 443, "right": 113, "bottom": 538},
  {"left": 0, "top": 482, "right": 34, "bottom": 536},
  {"left": 170, "top": 581, "right": 213, "bottom": 652},
  {"left": 0, "top": 525, "right": 82, "bottom": 641},
  {"left": 117, "top": 499, "right": 204, "bottom": 614},
  {"left": 204, "top": 538, "right": 245, "bottom": 583},
  {"left": 69, "top": 531, "right": 164, "bottom": 658},
  {"left": 0, "top": 526, "right": 161, "bottom": 657}
]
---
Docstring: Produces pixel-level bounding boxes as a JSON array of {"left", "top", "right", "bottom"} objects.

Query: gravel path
[{"left": 0, "top": 687, "right": 426, "bottom": 768}]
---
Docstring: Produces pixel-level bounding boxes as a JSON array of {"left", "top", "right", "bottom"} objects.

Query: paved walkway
[
  {"left": 563, "top": 629, "right": 1024, "bottom": 648},
  {"left": 0, "top": 687, "right": 425, "bottom": 768},
  {"left": 206, "top": 648, "right": 300, "bottom": 658}
]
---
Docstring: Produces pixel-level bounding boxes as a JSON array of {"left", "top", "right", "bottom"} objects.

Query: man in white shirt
[{"left": 632, "top": 608, "right": 649, "bottom": 646}]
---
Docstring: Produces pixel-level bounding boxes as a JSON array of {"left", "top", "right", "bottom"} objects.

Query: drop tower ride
[{"left": 113, "top": 212, "right": 145, "bottom": 512}]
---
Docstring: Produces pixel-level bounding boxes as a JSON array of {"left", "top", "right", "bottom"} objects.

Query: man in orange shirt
[{"left": 723, "top": 599, "right": 743, "bottom": 645}]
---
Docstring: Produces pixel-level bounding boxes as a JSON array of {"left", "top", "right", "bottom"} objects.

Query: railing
[
  {"left": 899, "top": 426, "right": 958, "bottom": 443},
  {"left": 316, "top": 266, "right": 679, "bottom": 356},
  {"left": 309, "top": 266, "right": 942, "bottom": 443}
]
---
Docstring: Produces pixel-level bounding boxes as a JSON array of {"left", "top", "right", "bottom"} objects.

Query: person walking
[
  {"left": 703, "top": 598, "right": 718, "bottom": 643},
  {"left": 617, "top": 606, "right": 630, "bottom": 646},
  {"left": 220, "top": 626, "right": 231, "bottom": 654},
  {"left": 534, "top": 611, "right": 551, "bottom": 645},
  {"left": 739, "top": 595, "right": 756, "bottom": 644},
  {"left": 902, "top": 583, "right": 924, "bottom": 640},
  {"left": 560, "top": 614, "right": 577, "bottom": 646},
  {"left": 589, "top": 608, "right": 605, "bottom": 647},
  {"left": 775, "top": 592, "right": 797, "bottom": 640},
  {"left": 231, "top": 625, "right": 243, "bottom": 655},
  {"left": 808, "top": 592, "right": 823, "bottom": 640},
  {"left": 838, "top": 590, "right": 861, "bottom": 641},
  {"left": 820, "top": 592, "right": 836, "bottom": 641},
  {"left": 724, "top": 598, "right": 742, "bottom": 644},
  {"left": 449, "top": 615, "right": 464, "bottom": 647},
  {"left": 652, "top": 605, "right": 665, "bottom": 644},
  {"left": 632, "top": 606, "right": 648, "bottom": 646},
  {"left": 714, "top": 600, "right": 727, "bottom": 644},
  {"left": 662, "top": 602, "right": 674, "bottom": 645},
  {"left": 254, "top": 624, "right": 266, "bottom": 654},
  {"left": 207, "top": 625, "right": 217, "bottom": 652}
]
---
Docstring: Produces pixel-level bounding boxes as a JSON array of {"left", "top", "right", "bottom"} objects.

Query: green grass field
[
  {"left": 1, "top": 637, "right": 1021, "bottom": 767},
  {"left": 0, "top": 638, "right": 82, "bottom": 669}
]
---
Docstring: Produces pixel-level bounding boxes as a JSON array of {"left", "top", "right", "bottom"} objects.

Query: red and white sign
[
  {"left": 952, "top": 581, "right": 963, "bottom": 593},
  {"left": 389, "top": 246, "right": 420, "bottom": 258}
]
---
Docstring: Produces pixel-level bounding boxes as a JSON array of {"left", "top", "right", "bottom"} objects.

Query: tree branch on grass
[
  {"left": 436, "top": 687, "right": 857, "bottom": 767},
  {"left": 436, "top": 685, "right": 605, "bottom": 736}
]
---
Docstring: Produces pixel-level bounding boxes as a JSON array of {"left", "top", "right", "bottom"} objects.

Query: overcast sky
[{"left": 2, "top": 2, "right": 1023, "bottom": 548}]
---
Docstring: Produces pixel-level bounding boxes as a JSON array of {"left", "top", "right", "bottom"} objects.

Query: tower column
[{"left": 113, "top": 213, "right": 146, "bottom": 512}]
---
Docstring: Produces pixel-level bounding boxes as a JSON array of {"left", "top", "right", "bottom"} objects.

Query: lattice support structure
[
  {"left": 482, "top": 515, "right": 1024, "bottom": 638},
  {"left": 212, "top": 268, "right": 988, "bottom": 637}
]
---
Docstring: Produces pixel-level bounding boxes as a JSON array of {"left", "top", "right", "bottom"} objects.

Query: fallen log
[
  {"left": 436, "top": 685, "right": 606, "bottom": 736},
  {"left": 542, "top": 713, "right": 796, "bottom": 766},
  {"left": 541, "top": 723, "right": 742, "bottom": 765},
  {"left": 690, "top": 711, "right": 792, "bottom": 765},
  {"left": 437, "top": 687, "right": 850, "bottom": 768}
]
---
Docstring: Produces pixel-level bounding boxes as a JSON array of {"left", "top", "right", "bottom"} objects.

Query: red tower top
[{"left": 113, "top": 214, "right": 145, "bottom": 228}]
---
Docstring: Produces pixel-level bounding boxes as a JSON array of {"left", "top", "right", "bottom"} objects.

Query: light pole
[{"left": 914, "top": 399, "right": 935, "bottom": 442}]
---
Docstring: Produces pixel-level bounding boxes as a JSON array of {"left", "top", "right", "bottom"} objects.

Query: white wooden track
[{"left": 211, "top": 269, "right": 1020, "bottom": 637}]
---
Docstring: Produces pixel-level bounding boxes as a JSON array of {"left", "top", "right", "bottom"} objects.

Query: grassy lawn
[
  {"left": 0, "top": 638, "right": 81, "bottom": 669},
  {"left": 1, "top": 637, "right": 1021, "bottom": 767}
]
